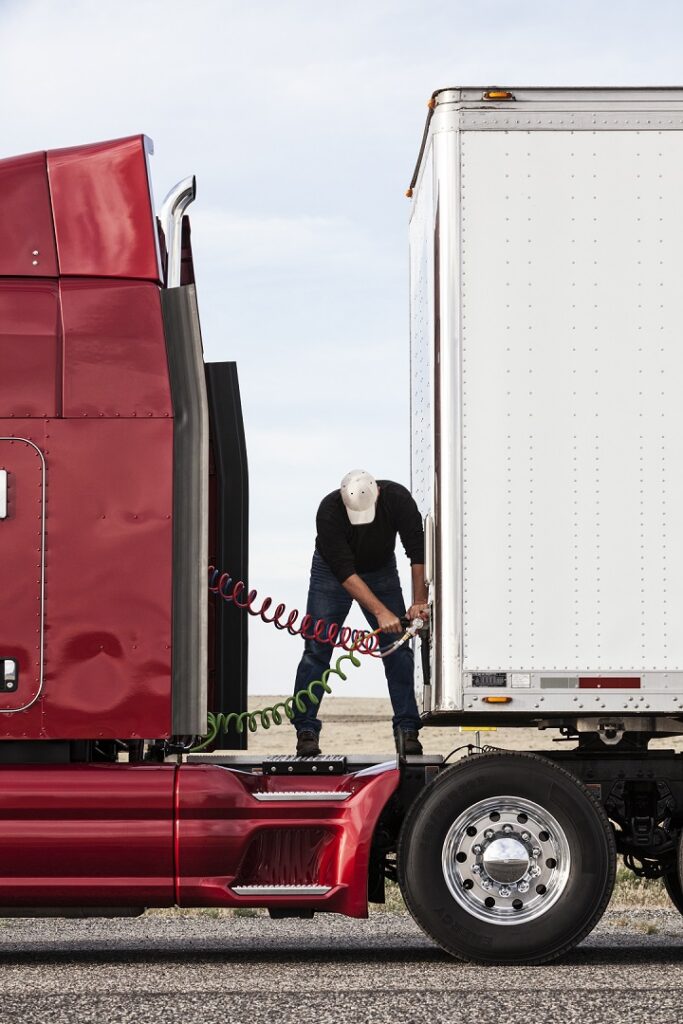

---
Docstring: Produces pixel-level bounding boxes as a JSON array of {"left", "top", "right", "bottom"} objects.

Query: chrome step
[
  {"left": 252, "top": 790, "right": 351, "bottom": 802},
  {"left": 231, "top": 884, "right": 331, "bottom": 896}
]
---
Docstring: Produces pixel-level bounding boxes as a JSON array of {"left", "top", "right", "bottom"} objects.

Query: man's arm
[
  {"left": 341, "top": 574, "right": 403, "bottom": 634},
  {"left": 408, "top": 564, "right": 429, "bottom": 622},
  {"left": 390, "top": 485, "right": 429, "bottom": 621}
]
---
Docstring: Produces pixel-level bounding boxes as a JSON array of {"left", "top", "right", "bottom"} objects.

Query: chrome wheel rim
[{"left": 441, "top": 795, "right": 571, "bottom": 925}]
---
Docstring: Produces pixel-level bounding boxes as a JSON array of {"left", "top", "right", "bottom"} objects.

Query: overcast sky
[{"left": 2, "top": 0, "right": 683, "bottom": 702}]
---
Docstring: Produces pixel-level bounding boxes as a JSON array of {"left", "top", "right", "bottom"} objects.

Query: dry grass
[{"left": 611, "top": 865, "right": 668, "bottom": 908}]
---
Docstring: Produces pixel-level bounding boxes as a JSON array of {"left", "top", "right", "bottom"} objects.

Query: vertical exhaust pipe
[{"left": 159, "top": 175, "right": 196, "bottom": 288}]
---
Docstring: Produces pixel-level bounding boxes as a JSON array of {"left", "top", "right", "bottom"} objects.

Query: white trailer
[
  {"left": 411, "top": 87, "right": 683, "bottom": 734},
  {"left": 397, "top": 88, "right": 683, "bottom": 962}
]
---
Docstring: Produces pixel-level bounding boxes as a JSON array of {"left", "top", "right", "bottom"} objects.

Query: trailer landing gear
[{"left": 397, "top": 751, "right": 616, "bottom": 964}]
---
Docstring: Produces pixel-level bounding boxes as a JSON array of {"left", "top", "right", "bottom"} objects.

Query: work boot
[
  {"left": 395, "top": 729, "right": 423, "bottom": 756},
  {"left": 296, "top": 730, "right": 321, "bottom": 757}
]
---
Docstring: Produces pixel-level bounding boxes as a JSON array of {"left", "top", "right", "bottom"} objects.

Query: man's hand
[
  {"left": 407, "top": 602, "right": 429, "bottom": 623},
  {"left": 341, "top": 575, "right": 404, "bottom": 633},
  {"left": 376, "top": 608, "right": 403, "bottom": 634}
]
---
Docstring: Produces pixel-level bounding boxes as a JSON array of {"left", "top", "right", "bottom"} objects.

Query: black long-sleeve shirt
[{"left": 315, "top": 480, "right": 425, "bottom": 584}]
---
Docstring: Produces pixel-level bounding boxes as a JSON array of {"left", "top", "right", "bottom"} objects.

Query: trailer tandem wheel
[
  {"left": 397, "top": 751, "right": 616, "bottom": 964},
  {"left": 664, "top": 832, "right": 683, "bottom": 915},
  {"left": 663, "top": 870, "right": 683, "bottom": 915}
]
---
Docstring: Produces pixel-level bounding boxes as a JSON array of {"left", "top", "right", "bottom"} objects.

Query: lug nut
[
  {"left": 484, "top": 829, "right": 494, "bottom": 840},
  {"left": 532, "top": 847, "right": 541, "bottom": 857},
  {"left": 518, "top": 880, "right": 529, "bottom": 893},
  {"left": 502, "top": 823, "right": 513, "bottom": 834},
  {"left": 481, "top": 878, "right": 492, "bottom": 891},
  {"left": 530, "top": 864, "right": 541, "bottom": 877},
  {"left": 472, "top": 844, "right": 482, "bottom": 854},
  {"left": 499, "top": 885, "right": 511, "bottom": 897},
  {"left": 471, "top": 864, "right": 481, "bottom": 875},
  {"left": 521, "top": 831, "right": 530, "bottom": 841}
]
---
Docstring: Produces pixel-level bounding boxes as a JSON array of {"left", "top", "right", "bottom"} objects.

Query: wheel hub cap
[{"left": 482, "top": 837, "right": 530, "bottom": 884}]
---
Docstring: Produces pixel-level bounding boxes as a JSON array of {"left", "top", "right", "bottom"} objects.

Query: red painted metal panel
[
  {"left": 0, "top": 419, "right": 173, "bottom": 740},
  {"left": 0, "top": 438, "right": 45, "bottom": 712},
  {"left": 47, "top": 136, "right": 161, "bottom": 282},
  {"left": 578, "top": 677, "right": 641, "bottom": 689},
  {"left": 61, "top": 280, "right": 172, "bottom": 418},
  {"left": 0, "top": 765, "right": 175, "bottom": 906},
  {"left": 0, "top": 151, "right": 58, "bottom": 277},
  {"left": 176, "top": 764, "right": 400, "bottom": 917},
  {"left": 43, "top": 418, "right": 173, "bottom": 738},
  {"left": 0, "top": 281, "right": 60, "bottom": 418}
]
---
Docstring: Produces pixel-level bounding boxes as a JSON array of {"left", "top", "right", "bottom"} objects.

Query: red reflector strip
[{"left": 578, "top": 677, "right": 641, "bottom": 689}]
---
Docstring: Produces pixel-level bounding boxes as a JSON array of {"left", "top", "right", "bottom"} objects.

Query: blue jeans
[{"left": 291, "top": 551, "right": 421, "bottom": 736}]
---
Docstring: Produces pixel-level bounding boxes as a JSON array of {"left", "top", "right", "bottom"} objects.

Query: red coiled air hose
[{"left": 208, "top": 567, "right": 382, "bottom": 656}]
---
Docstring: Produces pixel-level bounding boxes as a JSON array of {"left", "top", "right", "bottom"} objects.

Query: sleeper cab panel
[
  {"left": 0, "top": 280, "right": 60, "bottom": 418},
  {"left": 0, "top": 419, "right": 173, "bottom": 740},
  {"left": 61, "top": 280, "right": 172, "bottom": 418},
  {"left": 0, "top": 151, "right": 58, "bottom": 277},
  {"left": 47, "top": 135, "right": 160, "bottom": 282},
  {"left": 44, "top": 418, "right": 174, "bottom": 738},
  {"left": 0, "top": 438, "right": 45, "bottom": 712},
  {"left": 0, "top": 765, "right": 174, "bottom": 906}
]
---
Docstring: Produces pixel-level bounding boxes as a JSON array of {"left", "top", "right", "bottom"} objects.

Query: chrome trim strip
[
  {"left": 424, "top": 512, "right": 434, "bottom": 585},
  {"left": 0, "top": 438, "right": 46, "bottom": 713},
  {"left": 252, "top": 791, "right": 351, "bottom": 802},
  {"left": 159, "top": 176, "right": 196, "bottom": 288},
  {"left": 161, "top": 287, "right": 209, "bottom": 734},
  {"left": 432, "top": 124, "right": 463, "bottom": 712},
  {"left": 142, "top": 135, "right": 164, "bottom": 282},
  {"left": 231, "top": 885, "right": 332, "bottom": 897}
]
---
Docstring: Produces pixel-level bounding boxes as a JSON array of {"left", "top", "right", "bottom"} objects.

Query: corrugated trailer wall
[{"left": 410, "top": 89, "right": 683, "bottom": 720}]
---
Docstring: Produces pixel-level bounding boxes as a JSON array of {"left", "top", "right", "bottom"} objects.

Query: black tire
[
  {"left": 664, "top": 832, "right": 683, "bottom": 915},
  {"left": 398, "top": 751, "right": 616, "bottom": 965},
  {"left": 663, "top": 869, "right": 683, "bottom": 914}
]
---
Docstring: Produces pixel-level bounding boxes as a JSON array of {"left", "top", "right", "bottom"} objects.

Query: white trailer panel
[{"left": 410, "top": 88, "right": 683, "bottom": 720}]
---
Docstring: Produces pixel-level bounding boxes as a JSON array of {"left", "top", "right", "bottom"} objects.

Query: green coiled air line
[{"left": 191, "top": 630, "right": 381, "bottom": 752}]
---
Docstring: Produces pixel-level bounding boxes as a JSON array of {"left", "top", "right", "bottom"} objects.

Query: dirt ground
[{"left": 244, "top": 695, "right": 683, "bottom": 757}]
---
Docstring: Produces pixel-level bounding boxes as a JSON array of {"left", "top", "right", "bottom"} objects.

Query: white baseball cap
[{"left": 340, "top": 470, "right": 379, "bottom": 525}]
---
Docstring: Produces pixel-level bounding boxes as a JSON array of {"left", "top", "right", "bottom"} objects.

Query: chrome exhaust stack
[{"left": 159, "top": 175, "right": 196, "bottom": 288}]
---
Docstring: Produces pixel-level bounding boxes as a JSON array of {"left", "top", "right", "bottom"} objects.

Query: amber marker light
[
  {"left": 483, "top": 89, "right": 515, "bottom": 101},
  {"left": 482, "top": 695, "right": 512, "bottom": 704}
]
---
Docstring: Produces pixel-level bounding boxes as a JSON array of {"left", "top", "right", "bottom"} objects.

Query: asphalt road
[{"left": 0, "top": 909, "right": 680, "bottom": 1024}]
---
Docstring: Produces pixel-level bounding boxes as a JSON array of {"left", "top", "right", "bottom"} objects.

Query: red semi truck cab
[{"left": 0, "top": 134, "right": 417, "bottom": 922}]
